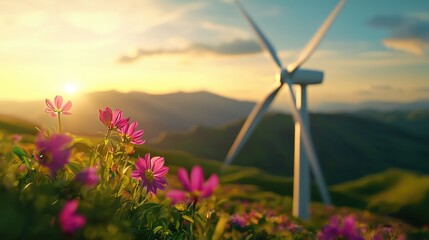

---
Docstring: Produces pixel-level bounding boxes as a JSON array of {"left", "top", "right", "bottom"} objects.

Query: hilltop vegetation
[{"left": 153, "top": 112, "right": 429, "bottom": 184}]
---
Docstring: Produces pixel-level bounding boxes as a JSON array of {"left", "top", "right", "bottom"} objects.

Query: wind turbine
[{"left": 224, "top": 0, "right": 346, "bottom": 219}]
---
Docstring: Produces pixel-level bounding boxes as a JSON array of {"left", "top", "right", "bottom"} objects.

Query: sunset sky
[{"left": 1, "top": 0, "right": 428, "bottom": 107}]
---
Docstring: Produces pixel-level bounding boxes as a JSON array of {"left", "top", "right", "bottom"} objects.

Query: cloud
[
  {"left": 372, "top": 84, "right": 402, "bottom": 92},
  {"left": 368, "top": 14, "right": 429, "bottom": 55},
  {"left": 118, "top": 38, "right": 262, "bottom": 63},
  {"left": 355, "top": 84, "right": 404, "bottom": 96},
  {"left": 415, "top": 87, "right": 429, "bottom": 92}
]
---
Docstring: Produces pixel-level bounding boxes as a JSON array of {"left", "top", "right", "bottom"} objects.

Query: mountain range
[
  {"left": 0, "top": 91, "right": 254, "bottom": 139},
  {"left": 1, "top": 90, "right": 428, "bottom": 140}
]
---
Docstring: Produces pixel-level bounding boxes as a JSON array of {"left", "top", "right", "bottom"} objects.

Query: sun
[{"left": 64, "top": 83, "right": 78, "bottom": 94}]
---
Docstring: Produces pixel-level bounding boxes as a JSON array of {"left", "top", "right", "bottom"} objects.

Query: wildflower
[
  {"left": 167, "top": 166, "right": 219, "bottom": 204},
  {"left": 230, "top": 214, "right": 247, "bottom": 228},
  {"left": 317, "top": 215, "right": 364, "bottom": 240},
  {"left": 98, "top": 107, "right": 129, "bottom": 130},
  {"left": 118, "top": 121, "right": 145, "bottom": 145},
  {"left": 59, "top": 200, "right": 86, "bottom": 235},
  {"left": 45, "top": 95, "right": 72, "bottom": 132},
  {"left": 35, "top": 132, "right": 72, "bottom": 177},
  {"left": 131, "top": 153, "right": 168, "bottom": 194},
  {"left": 74, "top": 167, "right": 99, "bottom": 188},
  {"left": 45, "top": 95, "right": 72, "bottom": 117},
  {"left": 10, "top": 134, "right": 22, "bottom": 144}
]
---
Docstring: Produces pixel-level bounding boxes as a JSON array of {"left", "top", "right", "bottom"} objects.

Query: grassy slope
[
  {"left": 1, "top": 116, "right": 429, "bottom": 226},
  {"left": 332, "top": 169, "right": 429, "bottom": 225},
  {"left": 137, "top": 146, "right": 429, "bottom": 225},
  {"left": 0, "top": 114, "right": 38, "bottom": 135}
]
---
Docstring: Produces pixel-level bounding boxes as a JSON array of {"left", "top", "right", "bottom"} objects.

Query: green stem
[
  {"left": 104, "top": 129, "right": 112, "bottom": 140},
  {"left": 57, "top": 113, "right": 62, "bottom": 132}
]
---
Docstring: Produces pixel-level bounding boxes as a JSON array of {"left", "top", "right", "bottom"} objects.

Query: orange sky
[{"left": 1, "top": 0, "right": 428, "bottom": 106}]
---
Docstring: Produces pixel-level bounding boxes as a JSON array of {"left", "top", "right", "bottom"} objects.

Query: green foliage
[{"left": 0, "top": 109, "right": 428, "bottom": 239}]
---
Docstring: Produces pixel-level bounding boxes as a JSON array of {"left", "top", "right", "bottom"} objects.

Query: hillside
[
  {"left": 316, "top": 99, "right": 429, "bottom": 113},
  {"left": 152, "top": 112, "right": 429, "bottom": 184},
  {"left": 355, "top": 109, "right": 429, "bottom": 137},
  {"left": 1, "top": 122, "right": 429, "bottom": 227},
  {"left": 0, "top": 114, "right": 38, "bottom": 136},
  {"left": 331, "top": 169, "right": 429, "bottom": 225},
  {"left": 0, "top": 91, "right": 254, "bottom": 139}
]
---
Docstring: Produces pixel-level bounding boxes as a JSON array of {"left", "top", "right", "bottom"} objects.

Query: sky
[{"left": 1, "top": 0, "right": 428, "bottom": 107}]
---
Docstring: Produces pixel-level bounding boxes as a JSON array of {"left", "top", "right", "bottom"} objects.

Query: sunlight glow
[{"left": 64, "top": 84, "right": 78, "bottom": 94}]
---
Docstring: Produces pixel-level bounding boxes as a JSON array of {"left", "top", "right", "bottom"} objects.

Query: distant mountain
[
  {"left": 0, "top": 91, "right": 254, "bottom": 139},
  {"left": 315, "top": 99, "right": 429, "bottom": 113},
  {"left": 354, "top": 109, "right": 429, "bottom": 137},
  {"left": 152, "top": 112, "right": 429, "bottom": 184}
]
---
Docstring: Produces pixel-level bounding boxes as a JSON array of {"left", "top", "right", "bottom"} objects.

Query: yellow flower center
[
  {"left": 190, "top": 190, "right": 201, "bottom": 200},
  {"left": 145, "top": 169, "right": 154, "bottom": 183}
]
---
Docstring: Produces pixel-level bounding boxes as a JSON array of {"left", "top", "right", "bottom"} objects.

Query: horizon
[
  {"left": 1, "top": 0, "right": 428, "bottom": 106},
  {"left": 1, "top": 89, "right": 428, "bottom": 114}
]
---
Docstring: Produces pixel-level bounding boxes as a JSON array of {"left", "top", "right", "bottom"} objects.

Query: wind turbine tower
[{"left": 224, "top": 0, "right": 346, "bottom": 219}]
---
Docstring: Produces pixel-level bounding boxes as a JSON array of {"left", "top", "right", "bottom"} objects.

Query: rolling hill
[
  {"left": 331, "top": 169, "right": 429, "bottom": 225},
  {"left": 152, "top": 112, "right": 429, "bottom": 184}
]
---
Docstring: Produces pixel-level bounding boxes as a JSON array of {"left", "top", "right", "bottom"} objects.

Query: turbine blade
[
  {"left": 224, "top": 84, "right": 283, "bottom": 166},
  {"left": 287, "top": 0, "right": 346, "bottom": 73},
  {"left": 285, "top": 82, "right": 331, "bottom": 204},
  {"left": 235, "top": 0, "right": 283, "bottom": 70}
]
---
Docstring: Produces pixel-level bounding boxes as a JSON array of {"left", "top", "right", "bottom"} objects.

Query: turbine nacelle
[{"left": 277, "top": 69, "right": 324, "bottom": 85}]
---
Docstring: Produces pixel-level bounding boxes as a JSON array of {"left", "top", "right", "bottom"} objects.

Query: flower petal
[
  {"left": 190, "top": 166, "right": 204, "bottom": 192},
  {"left": 45, "top": 99, "right": 55, "bottom": 110},
  {"left": 144, "top": 153, "right": 151, "bottom": 169},
  {"left": 178, "top": 168, "right": 191, "bottom": 192},
  {"left": 166, "top": 190, "right": 187, "bottom": 204},
  {"left": 54, "top": 95, "right": 63, "bottom": 110},
  {"left": 152, "top": 157, "right": 165, "bottom": 172},
  {"left": 201, "top": 174, "right": 219, "bottom": 198},
  {"left": 62, "top": 101, "right": 72, "bottom": 112},
  {"left": 131, "top": 169, "right": 141, "bottom": 179}
]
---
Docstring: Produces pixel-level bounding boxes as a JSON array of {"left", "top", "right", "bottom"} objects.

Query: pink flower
[
  {"left": 230, "top": 214, "right": 247, "bottom": 228},
  {"left": 45, "top": 95, "right": 72, "bottom": 117},
  {"left": 317, "top": 215, "right": 364, "bottom": 240},
  {"left": 10, "top": 134, "right": 22, "bottom": 144},
  {"left": 131, "top": 153, "right": 169, "bottom": 195},
  {"left": 167, "top": 166, "right": 219, "bottom": 204},
  {"left": 59, "top": 200, "right": 86, "bottom": 235},
  {"left": 74, "top": 167, "right": 99, "bottom": 188},
  {"left": 118, "top": 121, "right": 145, "bottom": 145},
  {"left": 35, "top": 132, "right": 72, "bottom": 177},
  {"left": 98, "top": 107, "right": 129, "bottom": 130}
]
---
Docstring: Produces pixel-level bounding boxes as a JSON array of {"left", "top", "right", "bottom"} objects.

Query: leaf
[
  {"left": 67, "top": 161, "right": 83, "bottom": 174},
  {"left": 212, "top": 214, "right": 229, "bottom": 240},
  {"left": 153, "top": 226, "right": 163, "bottom": 233},
  {"left": 244, "top": 234, "right": 254, "bottom": 240},
  {"left": 12, "top": 146, "right": 31, "bottom": 169},
  {"left": 72, "top": 137, "right": 93, "bottom": 146},
  {"left": 122, "top": 165, "right": 132, "bottom": 175},
  {"left": 182, "top": 215, "right": 194, "bottom": 224}
]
